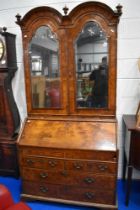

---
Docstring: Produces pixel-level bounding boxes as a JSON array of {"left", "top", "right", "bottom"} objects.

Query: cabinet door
[
  {"left": 19, "top": 8, "right": 68, "bottom": 115},
  {"left": 67, "top": 2, "right": 120, "bottom": 117}
]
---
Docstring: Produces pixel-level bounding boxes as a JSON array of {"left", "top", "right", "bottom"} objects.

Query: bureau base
[
  {"left": 20, "top": 193, "right": 118, "bottom": 210},
  {"left": 18, "top": 118, "right": 118, "bottom": 210}
]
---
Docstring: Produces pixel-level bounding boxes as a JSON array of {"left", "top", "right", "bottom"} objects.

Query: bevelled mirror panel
[
  {"left": 29, "top": 26, "right": 60, "bottom": 108},
  {"left": 75, "top": 21, "right": 108, "bottom": 109}
]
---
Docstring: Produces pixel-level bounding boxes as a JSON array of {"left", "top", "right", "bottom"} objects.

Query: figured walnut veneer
[{"left": 16, "top": 1, "right": 122, "bottom": 209}]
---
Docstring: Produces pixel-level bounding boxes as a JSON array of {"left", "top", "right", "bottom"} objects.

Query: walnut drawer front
[
  {"left": 20, "top": 155, "right": 116, "bottom": 174},
  {"left": 21, "top": 167, "right": 116, "bottom": 190},
  {"left": 65, "top": 159, "right": 116, "bottom": 174},
  {"left": 19, "top": 147, "right": 117, "bottom": 162},
  {"left": 22, "top": 181, "right": 59, "bottom": 198},
  {"left": 19, "top": 148, "right": 64, "bottom": 158},
  {"left": 20, "top": 156, "right": 64, "bottom": 170},
  {"left": 59, "top": 185, "right": 116, "bottom": 205},
  {"left": 22, "top": 181, "right": 115, "bottom": 205}
]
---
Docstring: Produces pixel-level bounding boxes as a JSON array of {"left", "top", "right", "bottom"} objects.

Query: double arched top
[
  {"left": 16, "top": 2, "right": 122, "bottom": 29},
  {"left": 16, "top": 2, "right": 122, "bottom": 118}
]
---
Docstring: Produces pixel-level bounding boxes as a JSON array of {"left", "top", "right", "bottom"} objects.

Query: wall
[{"left": 0, "top": 0, "right": 140, "bottom": 178}]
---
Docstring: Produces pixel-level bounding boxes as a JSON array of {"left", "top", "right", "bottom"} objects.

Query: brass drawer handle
[
  {"left": 98, "top": 164, "right": 108, "bottom": 171},
  {"left": 84, "top": 177, "right": 95, "bottom": 184},
  {"left": 73, "top": 162, "right": 83, "bottom": 170},
  {"left": 48, "top": 160, "right": 57, "bottom": 167},
  {"left": 26, "top": 159, "right": 35, "bottom": 165},
  {"left": 40, "top": 186, "right": 48, "bottom": 193},
  {"left": 85, "top": 192, "right": 94, "bottom": 200},
  {"left": 40, "top": 172, "right": 48, "bottom": 178}
]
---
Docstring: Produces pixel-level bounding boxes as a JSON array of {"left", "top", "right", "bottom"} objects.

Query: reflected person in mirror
[{"left": 88, "top": 56, "right": 108, "bottom": 108}]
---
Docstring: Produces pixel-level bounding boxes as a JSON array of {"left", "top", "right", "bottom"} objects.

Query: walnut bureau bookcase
[{"left": 16, "top": 2, "right": 122, "bottom": 210}]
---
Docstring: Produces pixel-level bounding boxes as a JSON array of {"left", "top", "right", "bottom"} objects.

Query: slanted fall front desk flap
[{"left": 17, "top": 118, "right": 117, "bottom": 156}]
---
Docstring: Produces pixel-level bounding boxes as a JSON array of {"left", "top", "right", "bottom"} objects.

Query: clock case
[{"left": 0, "top": 28, "right": 20, "bottom": 177}]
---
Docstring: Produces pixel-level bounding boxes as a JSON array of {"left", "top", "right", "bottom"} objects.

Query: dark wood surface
[
  {"left": 123, "top": 114, "right": 140, "bottom": 206},
  {"left": 0, "top": 30, "right": 20, "bottom": 177},
  {"left": 0, "top": 140, "right": 19, "bottom": 177}
]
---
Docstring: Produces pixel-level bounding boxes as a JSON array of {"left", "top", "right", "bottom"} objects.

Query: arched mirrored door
[
  {"left": 75, "top": 21, "right": 108, "bottom": 109},
  {"left": 29, "top": 26, "right": 61, "bottom": 109}
]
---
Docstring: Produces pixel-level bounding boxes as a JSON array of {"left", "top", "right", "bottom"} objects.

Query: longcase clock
[{"left": 0, "top": 27, "right": 20, "bottom": 177}]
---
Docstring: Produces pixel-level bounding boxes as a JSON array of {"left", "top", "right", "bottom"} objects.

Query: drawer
[
  {"left": 21, "top": 167, "right": 116, "bottom": 190},
  {"left": 20, "top": 155, "right": 64, "bottom": 170},
  {"left": 20, "top": 155, "right": 116, "bottom": 174},
  {"left": 65, "top": 150, "right": 117, "bottom": 162},
  {"left": 75, "top": 173, "right": 116, "bottom": 189},
  {"left": 65, "top": 159, "right": 117, "bottom": 174},
  {"left": 19, "top": 147, "right": 117, "bottom": 162},
  {"left": 22, "top": 181, "right": 115, "bottom": 205},
  {"left": 22, "top": 181, "right": 58, "bottom": 198},
  {"left": 19, "top": 147, "right": 64, "bottom": 158},
  {"left": 59, "top": 185, "right": 116, "bottom": 205}
]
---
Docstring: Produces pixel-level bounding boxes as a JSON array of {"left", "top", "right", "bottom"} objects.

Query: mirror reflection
[
  {"left": 29, "top": 26, "right": 60, "bottom": 108},
  {"left": 75, "top": 21, "right": 108, "bottom": 109}
]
